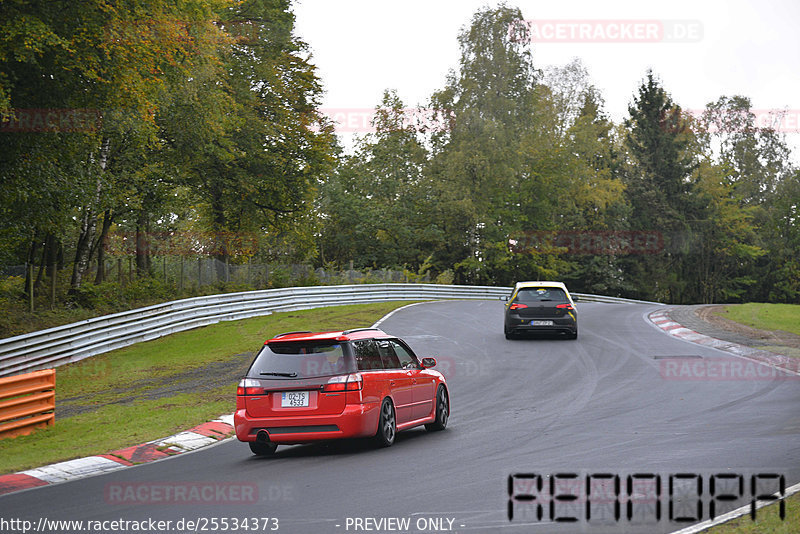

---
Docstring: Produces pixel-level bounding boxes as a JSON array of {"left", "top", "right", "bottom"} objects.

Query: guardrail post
[{"left": 0, "top": 369, "right": 55, "bottom": 439}]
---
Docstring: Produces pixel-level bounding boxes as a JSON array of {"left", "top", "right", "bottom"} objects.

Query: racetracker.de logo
[
  {"left": 684, "top": 108, "right": 800, "bottom": 133},
  {"left": 104, "top": 482, "right": 259, "bottom": 505},
  {"left": 508, "top": 19, "right": 703, "bottom": 43},
  {"left": 0, "top": 109, "right": 102, "bottom": 132},
  {"left": 509, "top": 230, "right": 664, "bottom": 256},
  {"left": 314, "top": 108, "right": 451, "bottom": 134},
  {"left": 659, "top": 357, "right": 800, "bottom": 381}
]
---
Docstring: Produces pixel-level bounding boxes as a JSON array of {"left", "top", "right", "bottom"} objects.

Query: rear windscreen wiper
[{"left": 260, "top": 371, "right": 298, "bottom": 377}]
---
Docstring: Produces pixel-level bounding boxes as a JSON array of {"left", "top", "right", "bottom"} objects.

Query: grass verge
[
  {"left": 715, "top": 303, "right": 800, "bottom": 337},
  {"left": 0, "top": 301, "right": 416, "bottom": 475},
  {"left": 706, "top": 490, "right": 800, "bottom": 533}
]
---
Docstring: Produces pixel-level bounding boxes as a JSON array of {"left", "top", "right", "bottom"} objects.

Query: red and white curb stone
[
  {"left": 648, "top": 310, "right": 800, "bottom": 377},
  {"left": 0, "top": 414, "right": 234, "bottom": 497},
  {"left": 650, "top": 308, "right": 800, "bottom": 532}
]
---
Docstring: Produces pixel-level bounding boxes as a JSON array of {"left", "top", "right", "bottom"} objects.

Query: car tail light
[
  {"left": 509, "top": 303, "right": 528, "bottom": 310},
  {"left": 322, "top": 378, "right": 346, "bottom": 392},
  {"left": 237, "top": 379, "right": 268, "bottom": 396},
  {"left": 556, "top": 303, "right": 574, "bottom": 310},
  {"left": 322, "top": 373, "right": 362, "bottom": 392},
  {"left": 346, "top": 373, "right": 363, "bottom": 391}
]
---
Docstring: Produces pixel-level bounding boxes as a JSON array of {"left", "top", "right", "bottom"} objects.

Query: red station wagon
[{"left": 234, "top": 328, "right": 449, "bottom": 455}]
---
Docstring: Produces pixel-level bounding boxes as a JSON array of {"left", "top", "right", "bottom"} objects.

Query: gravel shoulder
[
  {"left": 56, "top": 351, "right": 254, "bottom": 419},
  {"left": 667, "top": 304, "right": 800, "bottom": 358}
]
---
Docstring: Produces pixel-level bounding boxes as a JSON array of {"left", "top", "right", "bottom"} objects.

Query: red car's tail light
[
  {"left": 556, "top": 303, "right": 574, "bottom": 310},
  {"left": 237, "top": 379, "right": 267, "bottom": 395},
  {"left": 346, "top": 373, "right": 363, "bottom": 391},
  {"left": 322, "top": 381, "right": 346, "bottom": 392},
  {"left": 322, "top": 373, "right": 362, "bottom": 392},
  {"left": 509, "top": 303, "right": 528, "bottom": 310}
]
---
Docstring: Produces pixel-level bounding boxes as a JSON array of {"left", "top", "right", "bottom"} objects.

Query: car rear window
[
  {"left": 249, "top": 342, "right": 350, "bottom": 379},
  {"left": 352, "top": 340, "right": 385, "bottom": 371},
  {"left": 515, "top": 287, "right": 569, "bottom": 303}
]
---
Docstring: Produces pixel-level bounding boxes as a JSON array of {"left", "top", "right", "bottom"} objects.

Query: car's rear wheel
[
  {"left": 375, "top": 398, "right": 396, "bottom": 447},
  {"left": 249, "top": 440, "right": 277, "bottom": 456},
  {"left": 568, "top": 327, "right": 578, "bottom": 339},
  {"left": 504, "top": 325, "right": 515, "bottom": 340},
  {"left": 426, "top": 385, "right": 449, "bottom": 431}
]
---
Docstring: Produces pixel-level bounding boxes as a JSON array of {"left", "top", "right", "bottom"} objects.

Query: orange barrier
[{"left": 0, "top": 369, "right": 55, "bottom": 439}]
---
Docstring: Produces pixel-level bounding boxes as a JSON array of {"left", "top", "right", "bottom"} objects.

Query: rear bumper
[
  {"left": 505, "top": 315, "right": 577, "bottom": 335},
  {"left": 234, "top": 401, "right": 381, "bottom": 444}
]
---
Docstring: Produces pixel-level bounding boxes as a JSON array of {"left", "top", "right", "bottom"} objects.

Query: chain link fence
[{"left": 2, "top": 258, "right": 429, "bottom": 292}]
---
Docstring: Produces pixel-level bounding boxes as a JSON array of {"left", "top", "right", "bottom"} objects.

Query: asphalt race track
[{"left": 2, "top": 301, "right": 799, "bottom": 534}]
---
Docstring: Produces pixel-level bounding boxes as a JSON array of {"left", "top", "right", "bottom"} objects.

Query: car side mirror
[
  {"left": 501, "top": 295, "right": 509, "bottom": 301},
  {"left": 421, "top": 357, "right": 437, "bottom": 369}
]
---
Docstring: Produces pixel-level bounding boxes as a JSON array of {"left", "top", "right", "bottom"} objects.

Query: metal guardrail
[
  {"left": 0, "top": 369, "right": 55, "bottom": 438},
  {"left": 0, "top": 284, "right": 662, "bottom": 376}
]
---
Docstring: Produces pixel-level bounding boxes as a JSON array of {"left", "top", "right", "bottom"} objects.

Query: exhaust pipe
[{"left": 256, "top": 430, "right": 270, "bottom": 443}]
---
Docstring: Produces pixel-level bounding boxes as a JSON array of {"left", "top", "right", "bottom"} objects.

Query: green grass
[
  {"left": 707, "top": 491, "right": 800, "bottom": 533},
  {"left": 715, "top": 303, "right": 800, "bottom": 337},
  {"left": 0, "top": 301, "right": 416, "bottom": 474}
]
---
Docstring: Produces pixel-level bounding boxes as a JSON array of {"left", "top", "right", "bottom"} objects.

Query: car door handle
[{"left": 390, "top": 380, "right": 396, "bottom": 386}]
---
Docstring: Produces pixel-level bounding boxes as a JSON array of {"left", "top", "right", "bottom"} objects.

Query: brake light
[
  {"left": 322, "top": 381, "right": 346, "bottom": 392},
  {"left": 237, "top": 379, "right": 268, "bottom": 396},
  {"left": 556, "top": 303, "right": 574, "bottom": 310},
  {"left": 322, "top": 373, "right": 364, "bottom": 393},
  {"left": 346, "top": 373, "right": 363, "bottom": 391},
  {"left": 322, "top": 373, "right": 362, "bottom": 392},
  {"left": 509, "top": 303, "right": 528, "bottom": 310}
]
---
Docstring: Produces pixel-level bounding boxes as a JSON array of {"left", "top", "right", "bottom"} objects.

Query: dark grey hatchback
[{"left": 503, "top": 281, "right": 578, "bottom": 339}]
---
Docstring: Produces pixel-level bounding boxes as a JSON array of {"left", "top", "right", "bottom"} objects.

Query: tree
[
  {"left": 426, "top": 4, "right": 539, "bottom": 284},
  {"left": 318, "top": 90, "right": 434, "bottom": 270},
  {"left": 621, "top": 70, "right": 698, "bottom": 302},
  {"left": 177, "top": 0, "right": 337, "bottom": 278}
]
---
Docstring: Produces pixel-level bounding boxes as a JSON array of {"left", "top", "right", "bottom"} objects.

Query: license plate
[
  {"left": 281, "top": 391, "right": 309, "bottom": 407},
  {"left": 531, "top": 320, "right": 554, "bottom": 326}
]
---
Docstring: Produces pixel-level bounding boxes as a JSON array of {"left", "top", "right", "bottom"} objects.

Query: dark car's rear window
[
  {"left": 249, "top": 342, "right": 351, "bottom": 379},
  {"left": 514, "top": 287, "right": 569, "bottom": 303}
]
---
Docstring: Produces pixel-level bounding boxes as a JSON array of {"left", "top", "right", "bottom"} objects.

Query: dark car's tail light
[
  {"left": 510, "top": 303, "right": 528, "bottom": 310},
  {"left": 556, "top": 303, "right": 574, "bottom": 310},
  {"left": 323, "top": 373, "right": 362, "bottom": 392},
  {"left": 237, "top": 379, "right": 268, "bottom": 396}
]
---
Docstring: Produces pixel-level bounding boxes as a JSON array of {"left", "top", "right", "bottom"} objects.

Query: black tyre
[
  {"left": 249, "top": 440, "right": 277, "bottom": 456},
  {"left": 568, "top": 327, "right": 578, "bottom": 340},
  {"left": 425, "top": 385, "right": 449, "bottom": 432},
  {"left": 504, "top": 325, "right": 515, "bottom": 340},
  {"left": 374, "top": 398, "right": 396, "bottom": 447}
]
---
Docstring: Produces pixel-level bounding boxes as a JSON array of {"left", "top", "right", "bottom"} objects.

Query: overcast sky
[{"left": 293, "top": 0, "right": 799, "bottom": 158}]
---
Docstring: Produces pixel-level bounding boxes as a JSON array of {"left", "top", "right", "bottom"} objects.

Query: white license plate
[
  {"left": 281, "top": 391, "right": 309, "bottom": 407},
  {"left": 530, "top": 320, "right": 554, "bottom": 326}
]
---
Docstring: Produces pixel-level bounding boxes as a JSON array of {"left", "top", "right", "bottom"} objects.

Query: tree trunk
[
  {"left": 24, "top": 235, "right": 41, "bottom": 299},
  {"left": 94, "top": 209, "right": 114, "bottom": 284},
  {"left": 34, "top": 236, "right": 48, "bottom": 289},
  {"left": 70, "top": 137, "right": 110, "bottom": 291},
  {"left": 45, "top": 234, "right": 58, "bottom": 280},
  {"left": 135, "top": 211, "right": 150, "bottom": 278},
  {"left": 46, "top": 234, "right": 58, "bottom": 309},
  {"left": 71, "top": 205, "right": 97, "bottom": 289},
  {"left": 210, "top": 181, "right": 229, "bottom": 282}
]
